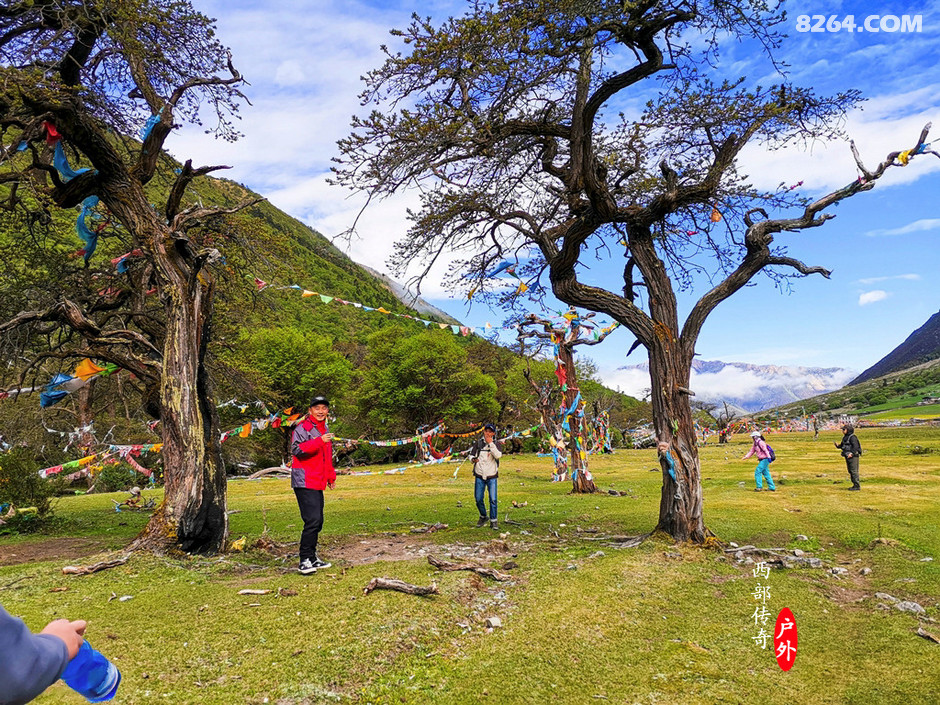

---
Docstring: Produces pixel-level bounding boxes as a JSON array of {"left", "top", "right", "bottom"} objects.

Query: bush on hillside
[{"left": 0, "top": 448, "right": 57, "bottom": 528}]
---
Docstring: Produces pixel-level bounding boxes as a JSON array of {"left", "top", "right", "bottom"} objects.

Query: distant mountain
[
  {"left": 617, "top": 359, "right": 856, "bottom": 413},
  {"left": 851, "top": 310, "right": 940, "bottom": 385},
  {"left": 360, "top": 265, "right": 461, "bottom": 325}
]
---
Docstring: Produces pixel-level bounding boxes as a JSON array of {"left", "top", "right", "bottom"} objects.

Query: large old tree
[
  {"left": 334, "top": 0, "right": 935, "bottom": 541},
  {"left": 0, "top": 0, "right": 253, "bottom": 552}
]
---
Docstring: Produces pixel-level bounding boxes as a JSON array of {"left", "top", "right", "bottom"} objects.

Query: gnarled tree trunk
[
  {"left": 648, "top": 339, "right": 704, "bottom": 542},
  {"left": 117, "top": 202, "right": 228, "bottom": 553}
]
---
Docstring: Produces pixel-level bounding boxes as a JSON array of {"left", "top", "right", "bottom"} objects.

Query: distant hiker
[
  {"left": 812, "top": 415, "right": 819, "bottom": 440},
  {"left": 835, "top": 424, "right": 862, "bottom": 490},
  {"left": 0, "top": 602, "right": 86, "bottom": 704},
  {"left": 291, "top": 395, "right": 337, "bottom": 574},
  {"left": 742, "top": 430, "right": 776, "bottom": 491},
  {"left": 470, "top": 423, "right": 503, "bottom": 529}
]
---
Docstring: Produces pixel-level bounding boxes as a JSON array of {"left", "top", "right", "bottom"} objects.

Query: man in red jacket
[{"left": 291, "top": 395, "right": 337, "bottom": 574}]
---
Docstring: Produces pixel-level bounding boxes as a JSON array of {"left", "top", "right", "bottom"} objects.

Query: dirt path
[
  {"left": 0, "top": 532, "right": 515, "bottom": 569},
  {"left": 0, "top": 537, "right": 110, "bottom": 566}
]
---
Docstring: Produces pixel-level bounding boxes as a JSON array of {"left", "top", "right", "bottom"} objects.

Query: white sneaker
[
  {"left": 298, "top": 558, "right": 317, "bottom": 575},
  {"left": 310, "top": 556, "right": 331, "bottom": 570}
]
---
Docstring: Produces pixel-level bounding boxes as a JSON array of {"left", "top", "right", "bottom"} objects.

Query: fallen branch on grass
[
  {"left": 427, "top": 555, "right": 511, "bottom": 581},
  {"left": 606, "top": 535, "right": 648, "bottom": 548},
  {"left": 247, "top": 466, "right": 291, "bottom": 480},
  {"left": 363, "top": 577, "right": 438, "bottom": 596},
  {"left": 410, "top": 522, "right": 448, "bottom": 534},
  {"left": 917, "top": 626, "right": 940, "bottom": 645},
  {"left": 0, "top": 575, "right": 33, "bottom": 590},
  {"left": 62, "top": 555, "right": 129, "bottom": 575}
]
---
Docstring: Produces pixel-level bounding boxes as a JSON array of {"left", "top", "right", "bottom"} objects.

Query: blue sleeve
[{"left": 0, "top": 604, "right": 71, "bottom": 704}]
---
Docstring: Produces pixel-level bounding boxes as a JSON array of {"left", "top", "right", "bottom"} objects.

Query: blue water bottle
[{"left": 61, "top": 640, "right": 121, "bottom": 702}]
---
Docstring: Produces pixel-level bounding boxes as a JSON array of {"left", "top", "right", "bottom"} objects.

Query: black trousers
[
  {"left": 294, "top": 487, "right": 324, "bottom": 560},
  {"left": 845, "top": 456, "right": 860, "bottom": 488}
]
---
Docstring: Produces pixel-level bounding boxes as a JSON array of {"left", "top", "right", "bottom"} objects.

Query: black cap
[
  {"left": 484, "top": 423, "right": 496, "bottom": 431},
  {"left": 309, "top": 395, "right": 330, "bottom": 408}
]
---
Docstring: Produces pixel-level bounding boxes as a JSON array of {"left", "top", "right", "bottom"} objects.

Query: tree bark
[
  {"left": 119, "top": 203, "right": 227, "bottom": 554},
  {"left": 638, "top": 227, "right": 706, "bottom": 542},
  {"left": 648, "top": 338, "right": 705, "bottom": 542}
]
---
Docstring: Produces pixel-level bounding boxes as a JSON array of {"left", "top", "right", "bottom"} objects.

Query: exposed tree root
[
  {"left": 363, "top": 577, "right": 438, "bottom": 596},
  {"left": 427, "top": 555, "right": 511, "bottom": 581},
  {"left": 62, "top": 555, "right": 130, "bottom": 575}
]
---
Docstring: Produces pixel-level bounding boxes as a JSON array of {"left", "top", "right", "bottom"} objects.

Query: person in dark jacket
[
  {"left": 291, "top": 395, "right": 338, "bottom": 574},
  {"left": 835, "top": 423, "right": 862, "bottom": 490},
  {"left": 469, "top": 423, "right": 503, "bottom": 529},
  {"left": 0, "top": 603, "right": 85, "bottom": 704}
]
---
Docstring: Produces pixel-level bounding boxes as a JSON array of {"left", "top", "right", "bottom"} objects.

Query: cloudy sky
[{"left": 167, "top": 0, "right": 940, "bottom": 397}]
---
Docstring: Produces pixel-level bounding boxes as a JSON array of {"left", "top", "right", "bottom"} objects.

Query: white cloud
[
  {"left": 864, "top": 218, "right": 940, "bottom": 237},
  {"left": 601, "top": 361, "right": 857, "bottom": 406},
  {"left": 858, "top": 290, "right": 889, "bottom": 306},
  {"left": 600, "top": 366, "right": 651, "bottom": 399},
  {"left": 274, "top": 61, "right": 306, "bottom": 87},
  {"left": 737, "top": 85, "right": 940, "bottom": 195},
  {"left": 856, "top": 273, "right": 920, "bottom": 284}
]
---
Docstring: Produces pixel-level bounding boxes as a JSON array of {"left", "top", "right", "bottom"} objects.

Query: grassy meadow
[{"left": 2, "top": 427, "right": 939, "bottom": 704}]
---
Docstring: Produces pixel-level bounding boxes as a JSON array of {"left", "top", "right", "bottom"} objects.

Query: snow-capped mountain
[{"left": 611, "top": 359, "right": 856, "bottom": 413}]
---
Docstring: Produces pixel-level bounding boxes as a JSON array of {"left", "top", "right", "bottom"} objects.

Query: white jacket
[{"left": 470, "top": 438, "right": 503, "bottom": 479}]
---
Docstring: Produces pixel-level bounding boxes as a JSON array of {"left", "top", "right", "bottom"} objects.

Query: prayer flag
[{"left": 74, "top": 359, "right": 105, "bottom": 381}]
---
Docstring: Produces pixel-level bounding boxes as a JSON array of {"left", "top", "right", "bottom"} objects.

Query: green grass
[
  {"left": 2, "top": 428, "right": 939, "bottom": 704},
  {"left": 861, "top": 403, "right": 940, "bottom": 421}
]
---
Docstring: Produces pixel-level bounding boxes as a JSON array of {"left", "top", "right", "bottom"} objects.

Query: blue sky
[{"left": 168, "top": 0, "right": 940, "bottom": 396}]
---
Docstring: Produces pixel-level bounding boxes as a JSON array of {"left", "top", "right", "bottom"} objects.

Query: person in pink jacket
[
  {"left": 290, "top": 395, "right": 337, "bottom": 574},
  {"left": 742, "top": 430, "right": 775, "bottom": 491}
]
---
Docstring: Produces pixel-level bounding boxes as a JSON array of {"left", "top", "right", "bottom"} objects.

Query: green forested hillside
[{"left": 0, "top": 166, "right": 648, "bottom": 476}]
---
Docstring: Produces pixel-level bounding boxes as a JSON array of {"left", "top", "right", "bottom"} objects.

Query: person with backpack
[
  {"left": 742, "top": 430, "right": 776, "bottom": 491},
  {"left": 835, "top": 423, "right": 862, "bottom": 490},
  {"left": 469, "top": 423, "right": 503, "bottom": 529}
]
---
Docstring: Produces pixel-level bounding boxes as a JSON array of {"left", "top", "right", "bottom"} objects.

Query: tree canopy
[
  {"left": 334, "top": 0, "right": 935, "bottom": 541},
  {"left": 0, "top": 0, "right": 251, "bottom": 552}
]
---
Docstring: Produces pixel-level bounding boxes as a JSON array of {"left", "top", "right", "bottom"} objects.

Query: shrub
[
  {"left": 0, "top": 447, "right": 56, "bottom": 520},
  {"left": 522, "top": 436, "right": 543, "bottom": 453},
  {"left": 92, "top": 462, "right": 154, "bottom": 493}
]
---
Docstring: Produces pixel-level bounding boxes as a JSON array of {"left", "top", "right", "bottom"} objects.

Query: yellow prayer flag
[
  {"left": 74, "top": 358, "right": 105, "bottom": 381},
  {"left": 302, "top": 290, "right": 316, "bottom": 297},
  {"left": 239, "top": 423, "right": 251, "bottom": 438}
]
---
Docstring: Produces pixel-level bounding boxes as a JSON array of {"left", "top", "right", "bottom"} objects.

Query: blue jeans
[
  {"left": 755, "top": 459, "right": 775, "bottom": 490},
  {"left": 474, "top": 476, "right": 498, "bottom": 519}
]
